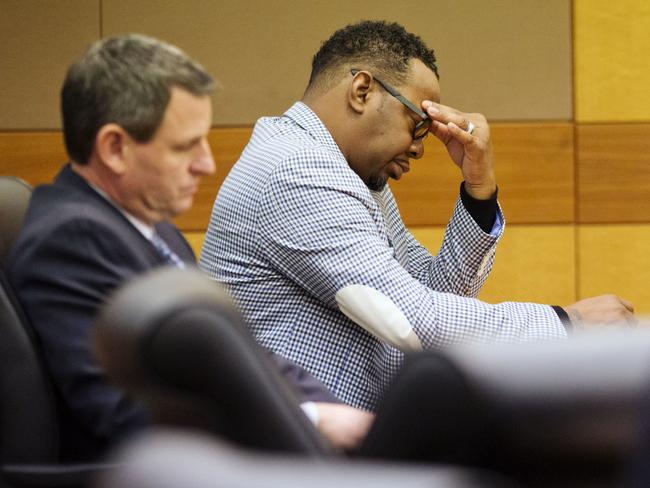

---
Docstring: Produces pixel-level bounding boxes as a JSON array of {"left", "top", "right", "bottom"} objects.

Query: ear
[
  {"left": 348, "top": 70, "right": 374, "bottom": 115},
  {"left": 95, "top": 123, "right": 131, "bottom": 175}
]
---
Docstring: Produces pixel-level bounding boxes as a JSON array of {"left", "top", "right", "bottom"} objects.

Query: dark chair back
[
  {"left": 95, "top": 428, "right": 514, "bottom": 488},
  {"left": 95, "top": 267, "right": 331, "bottom": 456},
  {"left": 0, "top": 176, "right": 59, "bottom": 464},
  {"left": 0, "top": 269, "right": 60, "bottom": 464},
  {"left": 367, "top": 330, "right": 650, "bottom": 486},
  {"left": 0, "top": 176, "right": 32, "bottom": 263},
  {"left": 0, "top": 175, "right": 107, "bottom": 487}
]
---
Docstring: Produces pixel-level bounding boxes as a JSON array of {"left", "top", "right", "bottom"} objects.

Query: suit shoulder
[{"left": 25, "top": 185, "right": 132, "bottom": 238}]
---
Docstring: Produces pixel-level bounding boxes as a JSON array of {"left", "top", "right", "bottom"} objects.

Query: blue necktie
[{"left": 150, "top": 233, "right": 186, "bottom": 269}]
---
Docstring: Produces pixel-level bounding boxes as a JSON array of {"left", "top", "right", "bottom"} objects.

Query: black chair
[
  {"left": 0, "top": 176, "right": 110, "bottom": 487},
  {"left": 94, "top": 267, "right": 512, "bottom": 486},
  {"left": 95, "top": 428, "right": 512, "bottom": 488},
  {"left": 0, "top": 176, "right": 33, "bottom": 263},
  {"left": 362, "top": 328, "right": 650, "bottom": 487},
  {"left": 94, "top": 266, "right": 331, "bottom": 456},
  {"left": 95, "top": 267, "right": 650, "bottom": 486}
]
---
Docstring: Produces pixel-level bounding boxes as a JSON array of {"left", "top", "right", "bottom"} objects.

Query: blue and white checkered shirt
[{"left": 200, "top": 102, "right": 566, "bottom": 411}]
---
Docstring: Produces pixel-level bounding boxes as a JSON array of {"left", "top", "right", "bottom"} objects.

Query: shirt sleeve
[
  {"left": 267, "top": 349, "right": 341, "bottom": 403},
  {"left": 459, "top": 181, "right": 499, "bottom": 234},
  {"left": 374, "top": 184, "right": 502, "bottom": 298},
  {"left": 256, "top": 151, "right": 566, "bottom": 348}
]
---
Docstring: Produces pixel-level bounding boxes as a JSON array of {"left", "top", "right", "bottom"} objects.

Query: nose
[
  {"left": 192, "top": 137, "right": 216, "bottom": 175},
  {"left": 408, "top": 137, "right": 425, "bottom": 159}
]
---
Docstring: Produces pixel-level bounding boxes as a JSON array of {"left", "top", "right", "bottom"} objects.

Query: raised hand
[{"left": 423, "top": 100, "right": 496, "bottom": 200}]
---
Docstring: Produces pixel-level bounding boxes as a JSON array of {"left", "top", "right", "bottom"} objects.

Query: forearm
[
  {"left": 378, "top": 184, "right": 502, "bottom": 298},
  {"left": 406, "top": 292, "right": 567, "bottom": 348},
  {"left": 412, "top": 197, "right": 502, "bottom": 297}
]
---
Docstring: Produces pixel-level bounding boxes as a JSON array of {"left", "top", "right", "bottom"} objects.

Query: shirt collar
[{"left": 283, "top": 101, "right": 346, "bottom": 159}]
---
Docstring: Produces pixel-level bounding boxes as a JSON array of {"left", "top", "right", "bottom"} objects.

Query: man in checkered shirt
[{"left": 200, "top": 21, "right": 634, "bottom": 411}]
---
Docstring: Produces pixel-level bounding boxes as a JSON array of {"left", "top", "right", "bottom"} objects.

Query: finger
[
  {"left": 423, "top": 100, "right": 463, "bottom": 118},
  {"left": 446, "top": 121, "right": 474, "bottom": 145},
  {"left": 424, "top": 103, "right": 468, "bottom": 130},
  {"left": 600, "top": 309, "right": 634, "bottom": 326},
  {"left": 612, "top": 308, "right": 636, "bottom": 325},
  {"left": 425, "top": 102, "right": 463, "bottom": 124},
  {"left": 610, "top": 311, "right": 637, "bottom": 327},
  {"left": 619, "top": 297, "right": 635, "bottom": 313},
  {"left": 427, "top": 119, "right": 452, "bottom": 143}
]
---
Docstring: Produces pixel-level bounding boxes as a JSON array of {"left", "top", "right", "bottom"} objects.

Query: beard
[{"left": 367, "top": 173, "right": 387, "bottom": 191}]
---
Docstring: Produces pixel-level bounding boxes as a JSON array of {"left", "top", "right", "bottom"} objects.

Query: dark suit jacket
[{"left": 7, "top": 165, "right": 336, "bottom": 462}]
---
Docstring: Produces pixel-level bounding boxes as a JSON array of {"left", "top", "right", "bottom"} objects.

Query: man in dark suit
[{"left": 7, "top": 34, "right": 371, "bottom": 462}]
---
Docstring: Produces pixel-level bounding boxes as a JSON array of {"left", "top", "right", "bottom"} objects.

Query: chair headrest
[
  {"left": 95, "top": 267, "right": 331, "bottom": 456},
  {"left": 94, "top": 267, "right": 241, "bottom": 389},
  {"left": 408, "top": 328, "right": 650, "bottom": 480},
  {"left": 0, "top": 176, "right": 33, "bottom": 263},
  {"left": 97, "top": 428, "right": 513, "bottom": 488}
]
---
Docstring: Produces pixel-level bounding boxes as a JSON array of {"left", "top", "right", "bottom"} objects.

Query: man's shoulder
[
  {"left": 224, "top": 120, "right": 348, "bottom": 196},
  {"left": 9, "top": 181, "right": 147, "bottom": 272},
  {"left": 24, "top": 182, "right": 126, "bottom": 237},
  {"left": 249, "top": 120, "right": 351, "bottom": 178},
  {"left": 247, "top": 115, "right": 333, "bottom": 163}
]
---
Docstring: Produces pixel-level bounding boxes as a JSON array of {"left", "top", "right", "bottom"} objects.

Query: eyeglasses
[{"left": 351, "top": 69, "right": 431, "bottom": 140}]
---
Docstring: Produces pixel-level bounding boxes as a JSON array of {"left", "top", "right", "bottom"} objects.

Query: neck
[
  {"left": 302, "top": 87, "right": 356, "bottom": 162},
  {"left": 70, "top": 160, "right": 158, "bottom": 226},
  {"left": 71, "top": 160, "right": 119, "bottom": 199}
]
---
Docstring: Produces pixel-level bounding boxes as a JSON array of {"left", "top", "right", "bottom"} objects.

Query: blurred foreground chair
[
  {"left": 95, "top": 428, "right": 508, "bottom": 488},
  {"left": 0, "top": 176, "right": 112, "bottom": 487},
  {"left": 95, "top": 267, "right": 650, "bottom": 487},
  {"left": 361, "top": 326, "right": 650, "bottom": 487},
  {"left": 0, "top": 176, "right": 32, "bottom": 263},
  {"left": 95, "top": 268, "right": 514, "bottom": 486},
  {"left": 95, "top": 266, "right": 330, "bottom": 456}
]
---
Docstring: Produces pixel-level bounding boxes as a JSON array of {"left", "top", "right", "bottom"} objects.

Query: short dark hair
[
  {"left": 307, "top": 20, "right": 438, "bottom": 94},
  {"left": 61, "top": 34, "right": 214, "bottom": 165}
]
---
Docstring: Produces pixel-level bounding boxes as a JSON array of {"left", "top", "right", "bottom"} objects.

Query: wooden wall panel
[
  {"left": 0, "top": 132, "right": 67, "bottom": 184},
  {"left": 574, "top": 0, "right": 650, "bottom": 122},
  {"left": 0, "top": 0, "right": 99, "bottom": 129},
  {"left": 579, "top": 225, "right": 650, "bottom": 316},
  {"left": 487, "top": 123, "right": 574, "bottom": 224},
  {"left": 479, "top": 226, "right": 576, "bottom": 306},
  {"left": 0, "top": 0, "right": 571, "bottom": 130},
  {"left": 411, "top": 226, "right": 576, "bottom": 306},
  {"left": 424, "top": 0, "right": 572, "bottom": 120},
  {"left": 577, "top": 124, "right": 650, "bottom": 223},
  {"left": 1, "top": 123, "right": 575, "bottom": 230},
  {"left": 0, "top": 128, "right": 253, "bottom": 231},
  {"left": 101, "top": 0, "right": 571, "bottom": 125},
  {"left": 392, "top": 123, "right": 575, "bottom": 226}
]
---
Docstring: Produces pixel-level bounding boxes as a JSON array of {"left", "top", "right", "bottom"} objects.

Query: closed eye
[{"left": 173, "top": 138, "right": 201, "bottom": 152}]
